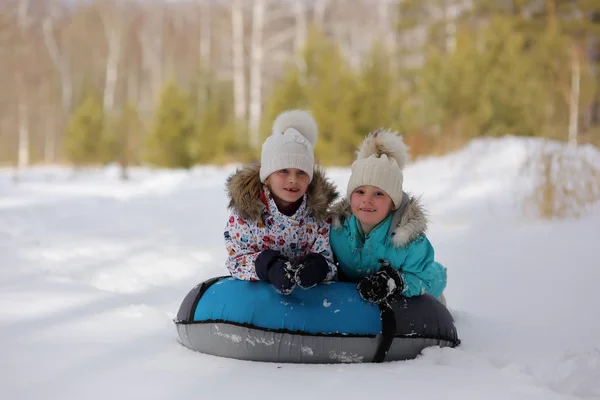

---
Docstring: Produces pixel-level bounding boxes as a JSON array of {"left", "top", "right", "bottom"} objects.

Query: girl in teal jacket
[{"left": 329, "top": 129, "right": 447, "bottom": 305}]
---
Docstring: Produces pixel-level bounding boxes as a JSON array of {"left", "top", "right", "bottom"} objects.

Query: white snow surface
[{"left": 2, "top": 137, "right": 600, "bottom": 400}]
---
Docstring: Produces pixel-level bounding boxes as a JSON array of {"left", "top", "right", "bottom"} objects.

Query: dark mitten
[
  {"left": 267, "top": 260, "right": 297, "bottom": 295},
  {"left": 255, "top": 249, "right": 283, "bottom": 281},
  {"left": 294, "top": 253, "right": 329, "bottom": 289},
  {"left": 255, "top": 249, "right": 296, "bottom": 294},
  {"left": 357, "top": 261, "right": 404, "bottom": 304}
]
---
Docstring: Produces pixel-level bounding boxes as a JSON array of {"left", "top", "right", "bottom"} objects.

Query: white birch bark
[
  {"left": 42, "top": 9, "right": 71, "bottom": 163},
  {"left": 568, "top": 48, "right": 581, "bottom": 147},
  {"left": 16, "top": 0, "right": 30, "bottom": 170},
  {"left": 249, "top": 0, "right": 265, "bottom": 149},
  {"left": 100, "top": 4, "right": 124, "bottom": 114},
  {"left": 199, "top": 0, "right": 211, "bottom": 64},
  {"left": 140, "top": 5, "right": 164, "bottom": 116},
  {"left": 444, "top": 2, "right": 457, "bottom": 54},
  {"left": 294, "top": 1, "right": 307, "bottom": 55},
  {"left": 314, "top": 0, "right": 328, "bottom": 28},
  {"left": 232, "top": 0, "right": 247, "bottom": 122}
]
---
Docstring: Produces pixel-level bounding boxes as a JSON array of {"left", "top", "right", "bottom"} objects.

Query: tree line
[{"left": 1, "top": 0, "right": 599, "bottom": 177}]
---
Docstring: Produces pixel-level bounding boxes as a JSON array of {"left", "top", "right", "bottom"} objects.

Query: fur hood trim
[{"left": 226, "top": 163, "right": 338, "bottom": 222}]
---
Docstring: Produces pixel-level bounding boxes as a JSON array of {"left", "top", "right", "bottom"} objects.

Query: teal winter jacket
[{"left": 329, "top": 193, "right": 447, "bottom": 299}]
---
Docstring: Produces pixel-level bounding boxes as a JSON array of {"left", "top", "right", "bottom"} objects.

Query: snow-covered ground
[{"left": 2, "top": 137, "right": 599, "bottom": 400}]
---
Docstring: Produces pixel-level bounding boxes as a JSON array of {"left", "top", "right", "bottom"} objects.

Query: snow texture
[{"left": 2, "top": 137, "right": 600, "bottom": 400}]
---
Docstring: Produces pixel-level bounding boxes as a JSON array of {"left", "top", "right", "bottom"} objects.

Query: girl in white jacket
[{"left": 223, "top": 110, "right": 338, "bottom": 294}]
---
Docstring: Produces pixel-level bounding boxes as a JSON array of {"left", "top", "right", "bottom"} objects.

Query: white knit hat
[
  {"left": 346, "top": 129, "right": 409, "bottom": 209},
  {"left": 260, "top": 110, "right": 318, "bottom": 183}
]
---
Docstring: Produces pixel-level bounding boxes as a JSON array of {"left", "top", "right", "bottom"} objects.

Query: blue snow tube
[{"left": 174, "top": 276, "right": 460, "bottom": 363}]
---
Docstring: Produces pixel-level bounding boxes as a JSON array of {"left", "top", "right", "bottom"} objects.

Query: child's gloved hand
[
  {"left": 267, "top": 260, "right": 297, "bottom": 295},
  {"left": 294, "top": 253, "right": 329, "bottom": 289},
  {"left": 255, "top": 250, "right": 296, "bottom": 295},
  {"left": 357, "top": 261, "right": 404, "bottom": 304}
]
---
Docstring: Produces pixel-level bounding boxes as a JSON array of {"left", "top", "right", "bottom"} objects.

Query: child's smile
[
  {"left": 265, "top": 168, "right": 310, "bottom": 207},
  {"left": 350, "top": 185, "right": 394, "bottom": 234}
]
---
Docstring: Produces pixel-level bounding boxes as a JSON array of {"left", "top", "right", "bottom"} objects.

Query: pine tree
[
  {"left": 261, "top": 68, "right": 308, "bottom": 145},
  {"left": 262, "top": 28, "right": 359, "bottom": 165},
  {"left": 143, "top": 79, "right": 195, "bottom": 169},
  {"left": 105, "top": 102, "right": 142, "bottom": 179},
  {"left": 354, "top": 42, "right": 406, "bottom": 138},
  {"left": 475, "top": 18, "right": 554, "bottom": 137},
  {"left": 189, "top": 69, "right": 247, "bottom": 164},
  {"left": 416, "top": 18, "right": 567, "bottom": 144},
  {"left": 63, "top": 92, "right": 106, "bottom": 166},
  {"left": 469, "top": 0, "right": 600, "bottom": 141}
]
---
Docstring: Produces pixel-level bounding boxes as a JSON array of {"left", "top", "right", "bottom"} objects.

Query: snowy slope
[{"left": 1, "top": 137, "right": 599, "bottom": 400}]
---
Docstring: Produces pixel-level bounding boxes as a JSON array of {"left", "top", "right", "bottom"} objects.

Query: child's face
[
  {"left": 264, "top": 168, "right": 310, "bottom": 207},
  {"left": 350, "top": 185, "right": 394, "bottom": 232}
]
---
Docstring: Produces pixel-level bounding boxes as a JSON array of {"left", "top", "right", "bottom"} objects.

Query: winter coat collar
[
  {"left": 330, "top": 192, "right": 428, "bottom": 248},
  {"left": 348, "top": 212, "right": 394, "bottom": 245},
  {"left": 226, "top": 163, "right": 338, "bottom": 222},
  {"left": 259, "top": 187, "right": 302, "bottom": 216},
  {"left": 261, "top": 185, "right": 308, "bottom": 221}
]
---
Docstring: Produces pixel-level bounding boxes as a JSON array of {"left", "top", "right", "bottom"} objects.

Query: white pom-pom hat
[
  {"left": 260, "top": 110, "right": 319, "bottom": 183},
  {"left": 346, "top": 129, "right": 409, "bottom": 209}
]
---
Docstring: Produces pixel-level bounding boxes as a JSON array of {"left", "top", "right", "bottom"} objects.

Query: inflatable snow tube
[{"left": 174, "top": 276, "right": 460, "bottom": 363}]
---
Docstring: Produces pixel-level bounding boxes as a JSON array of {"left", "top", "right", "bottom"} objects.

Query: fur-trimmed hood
[
  {"left": 226, "top": 163, "right": 338, "bottom": 222},
  {"left": 330, "top": 192, "right": 428, "bottom": 247}
]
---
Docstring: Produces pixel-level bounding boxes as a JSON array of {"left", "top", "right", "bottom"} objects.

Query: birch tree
[
  {"left": 294, "top": 0, "right": 307, "bottom": 73},
  {"left": 42, "top": 0, "right": 72, "bottom": 162},
  {"left": 248, "top": 0, "right": 265, "bottom": 148},
  {"left": 249, "top": 0, "right": 307, "bottom": 148},
  {"left": 98, "top": 0, "right": 128, "bottom": 114},
  {"left": 329, "top": 0, "right": 377, "bottom": 70},
  {"left": 231, "top": 0, "right": 246, "bottom": 124},
  {"left": 15, "top": 0, "right": 30, "bottom": 172},
  {"left": 313, "top": 0, "right": 329, "bottom": 28},
  {"left": 140, "top": 2, "right": 164, "bottom": 116},
  {"left": 377, "top": 0, "right": 398, "bottom": 52},
  {"left": 196, "top": 0, "right": 212, "bottom": 107},
  {"left": 568, "top": 46, "right": 581, "bottom": 146},
  {"left": 199, "top": 0, "right": 211, "bottom": 65}
]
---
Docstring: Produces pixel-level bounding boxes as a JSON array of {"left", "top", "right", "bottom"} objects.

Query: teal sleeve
[{"left": 399, "top": 236, "right": 447, "bottom": 298}]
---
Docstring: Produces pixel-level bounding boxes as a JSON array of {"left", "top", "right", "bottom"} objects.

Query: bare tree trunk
[
  {"left": 348, "top": 29, "right": 364, "bottom": 71},
  {"left": 294, "top": 1, "right": 307, "bottom": 71},
  {"left": 42, "top": 7, "right": 72, "bottom": 163},
  {"left": 377, "top": 0, "right": 397, "bottom": 52},
  {"left": 329, "top": 1, "right": 369, "bottom": 71},
  {"left": 546, "top": 0, "right": 557, "bottom": 32},
  {"left": 197, "top": 0, "right": 212, "bottom": 108},
  {"left": 314, "top": 0, "right": 328, "bottom": 28},
  {"left": 290, "top": 1, "right": 307, "bottom": 85},
  {"left": 232, "top": 0, "right": 247, "bottom": 125},
  {"left": 103, "top": 29, "right": 121, "bottom": 113},
  {"left": 140, "top": 6, "right": 164, "bottom": 116},
  {"left": 568, "top": 48, "right": 581, "bottom": 147},
  {"left": 200, "top": 0, "right": 211, "bottom": 64},
  {"left": 16, "top": 0, "right": 30, "bottom": 173},
  {"left": 377, "top": 0, "right": 388, "bottom": 42},
  {"left": 294, "top": 2, "right": 307, "bottom": 54},
  {"left": 444, "top": 2, "right": 457, "bottom": 54},
  {"left": 44, "top": 129, "right": 55, "bottom": 163},
  {"left": 17, "top": 97, "right": 29, "bottom": 169},
  {"left": 249, "top": 0, "right": 265, "bottom": 149},
  {"left": 127, "top": 69, "right": 139, "bottom": 107},
  {"left": 584, "top": 31, "right": 598, "bottom": 136},
  {"left": 100, "top": 5, "right": 124, "bottom": 114},
  {"left": 121, "top": 71, "right": 139, "bottom": 181}
]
